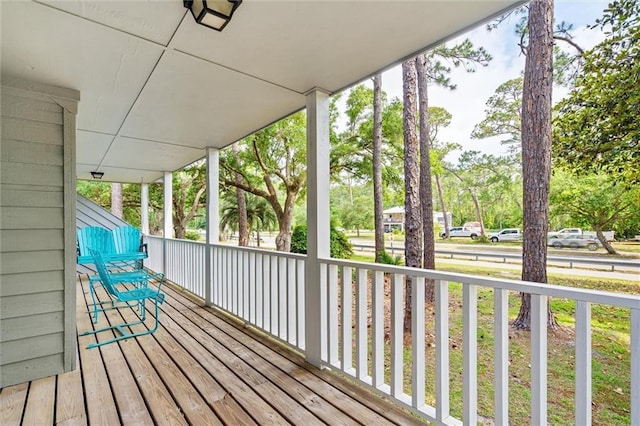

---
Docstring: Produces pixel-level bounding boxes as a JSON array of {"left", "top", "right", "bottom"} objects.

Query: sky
[{"left": 341, "top": 0, "right": 611, "bottom": 160}]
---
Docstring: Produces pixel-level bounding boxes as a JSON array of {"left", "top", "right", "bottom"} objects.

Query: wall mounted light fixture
[{"left": 183, "top": 0, "right": 242, "bottom": 32}]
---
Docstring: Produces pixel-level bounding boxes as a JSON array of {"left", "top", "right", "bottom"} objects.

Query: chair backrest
[
  {"left": 112, "top": 226, "right": 142, "bottom": 254},
  {"left": 89, "top": 249, "right": 121, "bottom": 298},
  {"left": 77, "top": 226, "right": 116, "bottom": 256}
]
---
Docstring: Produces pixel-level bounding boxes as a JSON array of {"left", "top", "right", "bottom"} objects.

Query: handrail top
[{"left": 321, "top": 257, "right": 640, "bottom": 309}]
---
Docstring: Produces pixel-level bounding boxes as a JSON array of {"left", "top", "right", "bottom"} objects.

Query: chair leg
[
  {"left": 82, "top": 296, "right": 163, "bottom": 349},
  {"left": 88, "top": 277, "right": 140, "bottom": 324}
]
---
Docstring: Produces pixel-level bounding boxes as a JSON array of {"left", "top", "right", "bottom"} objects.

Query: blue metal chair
[
  {"left": 112, "top": 225, "right": 148, "bottom": 263},
  {"left": 81, "top": 249, "right": 165, "bottom": 349},
  {"left": 77, "top": 226, "right": 149, "bottom": 323}
]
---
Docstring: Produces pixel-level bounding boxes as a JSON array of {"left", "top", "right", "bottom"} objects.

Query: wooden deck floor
[{"left": 1, "top": 275, "right": 424, "bottom": 425}]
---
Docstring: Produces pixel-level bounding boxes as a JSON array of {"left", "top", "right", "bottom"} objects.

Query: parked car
[
  {"left": 489, "top": 228, "right": 522, "bottom": 243},
  {"left": 548, "top": 227, "right": 582, "bottom": 238},
  {"left": 547, "top": 234, "right": 600, "bottom": 251},
  {"left": 441, "top": 226, "right": 479, "bottom": 239}
]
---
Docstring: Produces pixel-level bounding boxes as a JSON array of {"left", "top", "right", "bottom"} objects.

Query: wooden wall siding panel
[
  {"left": 1, "top": 271, "right": 65, "bottom": 297},
  {"left": 0, "top": 162, "right": 64, "bottom": 187},
  {"left": 76, "top": 195, "right": 129, "bottom": 230},
  {"left": 0, "top": 188, "right": 64, "bottom": 208},
  {"left": 1, "top": 116, "right": 64, "bottom": 145},
  {"left": 1, "top": 229, "right": 65, "bottom": 252},
  {"left": 1, "top": 291, "right": 64, "bottom": 319},
  {"left": 0, "top": 207, "right": 64, "bottom": 229},
  {"left": 0, "top": 332, "right": 64, "bottom": 365},
  {"left": 0, "top": 80, "right": 79, "bottom": 388},
  {"left": 1, "top": 93, "right": 64, "bottom": 125},
  {"left": 1, "top": 139, "right": 64, "bottom": 166},
  {"left": 0, "top": 250, "right": 64, "bottom": 274},
  {"left": 0, "top": 183, "right": 62, "bottom": 193},
  {"left": 62, "top": 108, "right": 78, "bottom": 372},
  {"left": 0, "top": 354, "right": 64, "bottom": 390},
  {"left": 0, "top": 311, "right": 64, "bottom": 342}
]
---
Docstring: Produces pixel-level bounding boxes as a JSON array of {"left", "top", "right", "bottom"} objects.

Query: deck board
[
  {"left": 55, "top": 368, "right": 87, "bottom": 425},
  {"left": 0, "top": 275, "right": 425, "bottom": 425}
]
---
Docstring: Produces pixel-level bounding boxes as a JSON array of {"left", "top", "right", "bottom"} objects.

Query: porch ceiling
[{"left": 1, "top": 0, "right": 521, "bottom": 184}]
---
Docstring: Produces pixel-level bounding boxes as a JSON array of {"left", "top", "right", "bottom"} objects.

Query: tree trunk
[
  {"left": 402, "top": 59, "right": 422, "bottom": 332},
  {"left": 274, "top": 192, "right": 296, "bottom": 252},
  {"left": 595, "top": 228, "right": 618, "bottom": 254},
  {"left": 233, "top": 144, "right": 249, "bottom": 247},
  {"left": 470, "top": 193, "right": 486, "bottom": 237},
  {"left": 435, "top": 174, "right": 450, "bottom": 238},
  {"left": 416, "top": 55, "right": 435, "bottom": 303},
  {"left": 373, "top": 73, "right": 385, "bottom": 263},
  {"left": 111, "top": 183, "right": 123, "bottom": 219},
  {"left": 513, "top": 0, "right": 558, "bottom": 330}
]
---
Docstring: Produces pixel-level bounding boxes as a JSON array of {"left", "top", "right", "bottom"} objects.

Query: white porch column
[
  {"left": 205, "top": 148, "right": 220, "bottom": 306},
  {"left": 305, "top": 88, "right": 331, "bottom": 367},
  {"left": 163, "top": 171, "right": 173, "bottom": 274},
  {"left": 141, "top": 183, "right": 149, "bottom": 235},
  {"left": 163, "top": 171, "right": 173, "bottom": 238}
]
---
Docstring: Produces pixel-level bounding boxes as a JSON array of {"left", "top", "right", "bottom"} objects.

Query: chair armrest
[
  {"left": 139, "top": 243, "right": 148, "bottom": 256},
  {"left": 147, "top": 271, "right": 165, "bottom": 291}
]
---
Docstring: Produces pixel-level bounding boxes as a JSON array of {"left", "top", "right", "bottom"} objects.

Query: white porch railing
[
  {"left": 145, "top": 236, "right": 306, "bottom": 352},
  {"left": 144, "top": 235, "right": 640, "bottom": 425}
]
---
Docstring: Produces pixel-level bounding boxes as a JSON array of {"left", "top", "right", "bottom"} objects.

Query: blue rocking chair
[
  {"left": 77, "top": 226, "right": 149, "bottom": 323},
  {"left": 81, "top": 249, "right": 165, "bottom": 349}
]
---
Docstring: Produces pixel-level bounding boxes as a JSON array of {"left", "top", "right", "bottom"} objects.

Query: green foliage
[
  {"left": 550, "top": 170, "right": 640, "bottom": 238},
  {"left": 290, "top": 225, "right": 354, "bottom": 259},
  {"left": 377, "top": 250, "right": 403, "bottom": 265},
  {"left": 220, "top": 193, "right": 277, "bottom": 236},
  {"left": 553, "top": 0, "right": 640, "bottom": 184},
  {"left": 220, "top": 112, "right": 308, "bottom": 250},
  {"left": 330, "top": 227, "right": 354, "bottom": 259},
  {"left": 474, "top": 235, "right": 491, "bottom": 244},
  {"left": 184, "top": 230, "right": 201, "bottom": 241},
  {"left": 290, "top": 225, "right": 308, "bottom": 254},
  {"left": 332, "top": 85, "right": 405, "bottom": 193},
  {"left": 428, "top": 39, "right": 492, "bottom": 89},
  {"left": 77, "top": 181, "right": 143, "bottom": 228},
  {"left": 471, "top": 77, "right": 523, "bottom": 149}
]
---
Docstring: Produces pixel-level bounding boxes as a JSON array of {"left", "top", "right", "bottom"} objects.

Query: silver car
[{"left": 547, "top": 234, "right": 600, "bottom": 251}]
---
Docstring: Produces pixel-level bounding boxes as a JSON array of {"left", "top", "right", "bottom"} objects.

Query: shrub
[
  {"left": 377, "top": 250, "right": 403, "bottom": 265},
  {"left": 290, "top": 225, "right": 308, "bottom": 254},
  {"left": 184, "top": 230, "right": 201, "bottom": 241},
  {"left": 290, "top": 224, "right": 353, "bottom": 259},
  {"left": 475, "top": 235, "right": 491, "bottom": 244}
]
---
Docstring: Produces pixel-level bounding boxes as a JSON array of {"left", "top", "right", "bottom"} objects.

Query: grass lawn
[{"left": 348, "top": 252, "right": 637, "bottom": 425}]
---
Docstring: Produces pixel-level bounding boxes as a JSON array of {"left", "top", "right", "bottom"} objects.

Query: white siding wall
[{"left": 0, "top": 80, "right": 79, "bottom": 387}]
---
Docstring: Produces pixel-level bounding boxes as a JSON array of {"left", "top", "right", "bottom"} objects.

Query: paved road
[
  {"left": 223, "top": 235, "right": 639, "bottom": 282},
  {"left": 350, "top": 237, "right": 640, "bottom": 281}
]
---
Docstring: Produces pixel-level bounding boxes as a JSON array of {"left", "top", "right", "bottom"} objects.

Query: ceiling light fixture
[
  {"left": 90, "top": 171, "right": 104, "bottom": 179},
  {"left": 183, "top": 0, "right": 242, "bottom": 32}
]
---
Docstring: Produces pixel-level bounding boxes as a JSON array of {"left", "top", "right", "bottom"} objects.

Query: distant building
[{"left": 382, "top": 206, "right": 452, "bottom": 232}]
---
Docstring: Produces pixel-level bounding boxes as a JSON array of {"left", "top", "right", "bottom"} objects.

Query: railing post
[
  {"left": 141, "top": 183, "right": 149, "bottom": 235},
  {"left": 575, "top": 301, "right": 592, "bottom": 425},
  {"left": 304, "top": 88, "right": 331, "bottom": 367},
  {"left": 463, "top": 284, "right": 478, "bottom": 424},
  {"left": 494, "top": 288, "right": 509, "bottom": 425},
  {"left": 205, "top": 148, "right": 219, "bottom": 307},
  {"left": 162, "top": 171, "right": 172, "bottom": 275},
  {"left": 632, "top": 308, "right": 640, "bottom": 426},
  {"left": 435, "top": 280, "right": 450, "bottom": 421},
  {"left": 531, "top": 294, "right": 548, "bottom": 426}
]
